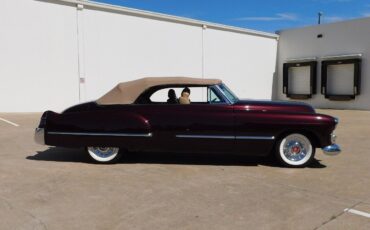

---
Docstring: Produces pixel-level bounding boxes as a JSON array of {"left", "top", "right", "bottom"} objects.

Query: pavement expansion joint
[
  {"left": 0, "top": 195, "right": 47, "bottom": 230},
  {"left": 313, "top": 201, "right": 362, "bottom": 230}
]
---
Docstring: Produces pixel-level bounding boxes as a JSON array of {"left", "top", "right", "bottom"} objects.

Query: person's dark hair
[
  {"left": 168, "top": 89, "right": 176, "bottom": 98},
  {"left": 167, "top": 89, "right": 178, "bottom": 104},
  {"left": 182, "top": 87, "right": 191, "bottom": 94}
]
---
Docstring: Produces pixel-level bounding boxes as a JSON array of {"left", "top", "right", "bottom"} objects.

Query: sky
[{"left": 94, "top": 0, "right": 370, "bottom": 32}]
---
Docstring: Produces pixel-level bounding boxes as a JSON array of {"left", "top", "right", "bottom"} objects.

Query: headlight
[{"left": 334, "top": 117, "right": 339, "bottom": 129}]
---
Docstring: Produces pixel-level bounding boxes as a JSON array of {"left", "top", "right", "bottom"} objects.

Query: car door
[
  {"left": 168, "top": 103, "right": 234, "bottom": 154},
  {"left": 233, "top": 103, "right": 277, "bottom": 156},
  {"left": 132, "top": 87, "right": 234, "bottom": 154}
]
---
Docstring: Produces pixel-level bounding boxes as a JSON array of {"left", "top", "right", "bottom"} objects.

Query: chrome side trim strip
[
  {"left": 235, "top": 136, "right": 275, "bottom": 140},
  {"left": 48, "top": 131, "right": 152, "bottom": 137},
  {"left": 176, "top": 134, "right": 275, "bottom": 140},
  {"left": 49, "top": 132, "right": 274, "bottom": 140},
  {"left": 176, "top": 135, "right": 234, "bottom": 139}
]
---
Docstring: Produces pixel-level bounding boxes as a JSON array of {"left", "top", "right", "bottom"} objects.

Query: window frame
[
  {"left": 321, "top": 58, "right": 361, "bottom": 100},
  {"left": 135, "top": 84, "right": 230, "bottom": 105},
  {"left": 283, "top": 61, "right": 317, "bottom": 99},
  {"left": 208, "top": 86, "right": 227, "bottom": 104}
]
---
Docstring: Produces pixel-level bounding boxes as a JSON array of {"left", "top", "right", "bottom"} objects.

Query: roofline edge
[{"left": 48, "top": 0, "right": 278, "bottom": 39}]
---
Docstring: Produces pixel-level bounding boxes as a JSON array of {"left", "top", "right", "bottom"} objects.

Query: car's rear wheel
[
  {"left": 275, "top": 133, "right": 315, "bottom": 167},
  {"left": 87, "top": 147, "right": 120, "bottom": 163}
]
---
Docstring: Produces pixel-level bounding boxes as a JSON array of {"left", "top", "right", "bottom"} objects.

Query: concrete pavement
[{"left": 0, "top": 110, "right": 369, "bottom": 229}]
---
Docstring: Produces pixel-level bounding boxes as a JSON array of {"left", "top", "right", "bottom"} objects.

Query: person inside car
[
  {"left": 167, "top": 89, "right": 178, "bottom": 104},
  {"left": 179, "top": 87, "right": 191, "bottom": 104}
]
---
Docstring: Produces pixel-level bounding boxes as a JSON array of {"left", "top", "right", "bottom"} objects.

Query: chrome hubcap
[
  {"left": 89, "top": 147, "right": 118, "bottom": 158},
  {"left": 283, "top": 138, "right": 308, "bottom": 162}
]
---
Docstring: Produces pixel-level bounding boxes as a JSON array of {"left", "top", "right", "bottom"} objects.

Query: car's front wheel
[
  {"left": 275, "top": 133, "right": 315, "bottom": 167},
  {"left": 87, "top": 147, "right": 120, "bottom": 163}
]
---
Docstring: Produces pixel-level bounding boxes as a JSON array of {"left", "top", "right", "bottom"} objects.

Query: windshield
[{"left": 217, "top": 83, "right": 239, "bottom": 104}]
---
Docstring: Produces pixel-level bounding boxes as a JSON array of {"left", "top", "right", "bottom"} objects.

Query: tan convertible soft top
[{"left": 96, "top": 77, "right": 222, "bottom": 105}]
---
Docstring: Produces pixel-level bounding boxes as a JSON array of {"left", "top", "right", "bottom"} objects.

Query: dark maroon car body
[
  {"left": 37, "top": 99, "right": 336, "bottom": 156},
  {"left": 34, "top": 78, "right": 340, "bottom": 166}
]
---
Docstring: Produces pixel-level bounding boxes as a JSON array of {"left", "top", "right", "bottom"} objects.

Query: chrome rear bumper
[
  {"left": 322, "top": 144, "right": 341, "bottom": 156},
  {"left": 34, "top": 128, "right": 45, "bottom": 145}
]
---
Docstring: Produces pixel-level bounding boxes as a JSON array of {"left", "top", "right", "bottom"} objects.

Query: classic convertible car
[{"left": 35, "top": 77, "right": 340, "bottom": 167}]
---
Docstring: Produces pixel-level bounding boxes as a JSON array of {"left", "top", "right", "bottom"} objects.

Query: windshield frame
[{"left": 213, "top": 83, "right": 239, "bottom": 104}]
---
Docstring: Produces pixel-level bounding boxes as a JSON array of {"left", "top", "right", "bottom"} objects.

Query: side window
[
  {"left": 208, "top": 87, "right": 225, "bottom": 104},
  {"left": 150, "top": 87, "right": 207, "bottom": 103},
  {"left": 150, "top": 88, "right": 181, "bottom": 103}
]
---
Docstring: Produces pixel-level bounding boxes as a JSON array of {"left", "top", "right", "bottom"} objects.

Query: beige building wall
[{"left": 275, "top": 17, "right": 370, "bottom": 110}]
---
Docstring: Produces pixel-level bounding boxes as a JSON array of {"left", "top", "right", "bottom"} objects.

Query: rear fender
[
  {"left": 46, "top": 110, "right": 150, "bottom": 133},
  {"left": 44, "top": 110, "right": 151, "bottom": 148}
]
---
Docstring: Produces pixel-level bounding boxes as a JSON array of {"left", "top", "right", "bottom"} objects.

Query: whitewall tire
[
  {"left": 276, "top": 133, "right": 315, "bottom": 167},
  {"left": 87, "top": 147, "right": 120, "bottom": 163}
]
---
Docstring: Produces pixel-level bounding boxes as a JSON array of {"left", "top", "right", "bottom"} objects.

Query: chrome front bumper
[
  {"left": 322, "top": 144, "right": 341, "bottom": 156},
  {"left": 322, "top": 133, "right": 341, "bottom": 156},
  {"left": 34, "top": 128, "right": 45, "bottom": 145}
]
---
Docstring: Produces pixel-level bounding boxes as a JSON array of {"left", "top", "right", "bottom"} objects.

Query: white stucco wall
[
  {"left": 203, "top": 28, "right": 277, "bottom": 99},
  {"left": 0, "top": 0, "right": 80, "bottom": 112},
  {"left": 275, "top": 18, "right": 370, "bottom": 110},
  {"left": 82, "top": 7, "right": 203, "bottom": 101},
  {"left": 0, "top": 0, "right": 278, "bottom": 112},
  {"left": 80, "top": 3, "right": 278, "bottom": 103}
]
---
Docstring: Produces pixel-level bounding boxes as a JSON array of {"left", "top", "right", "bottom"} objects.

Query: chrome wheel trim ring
[
  {"left": 279, "top": 134, "right": 312, "bottom": 166},
  {"left": 87, "top": 147, "right": 119, "bottom": 162}
]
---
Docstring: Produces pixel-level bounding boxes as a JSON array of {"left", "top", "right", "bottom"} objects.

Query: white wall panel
[
  {"left": 0, "top": 0, "right": 79, "bottom": 112},
  {"left": 0, "top": 0, "right": 277, "bottom": 112},
  {"left": 203, "top": 29, "right": 277, "bottom": 99},
  {"left": 82, "top": 8, "right": 203, "bottom": 101}
]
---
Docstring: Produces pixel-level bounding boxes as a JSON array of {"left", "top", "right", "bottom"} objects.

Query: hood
[{"left": 234, "top": 99, "right": 315, "bottom": 114}]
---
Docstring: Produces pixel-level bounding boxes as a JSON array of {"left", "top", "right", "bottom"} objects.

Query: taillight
[{"left": 38, "top": 111, "right": 48, "bottom": 128}]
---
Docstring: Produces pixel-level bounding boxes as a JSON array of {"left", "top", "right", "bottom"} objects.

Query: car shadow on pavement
[
  {"left": 27, "top": 147, "right": 90, "bottom": 163},
  {"left": 27, "top": 147, "right": 326, "bottom": 168}
]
